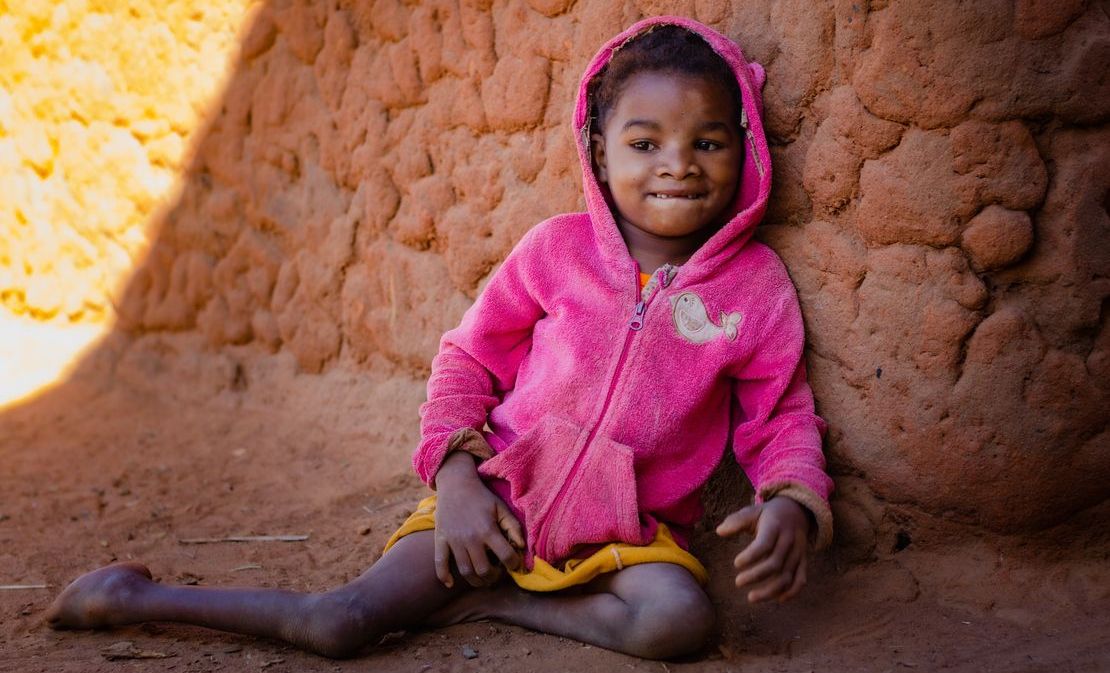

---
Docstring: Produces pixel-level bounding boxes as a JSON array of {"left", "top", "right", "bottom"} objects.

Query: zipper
[
  {"left": 629, "top": 301, "right": 647, "bottom": 331},
  {"left": 740, "top": 107, "right": 765, "bottom": 178},
  {"left": 533, "top": 265, "right": 677, "bottom": 558}
]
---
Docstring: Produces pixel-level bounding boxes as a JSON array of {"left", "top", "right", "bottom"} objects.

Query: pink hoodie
[{"left": 413, "top": 16, "right": 833, "bottom": 567}]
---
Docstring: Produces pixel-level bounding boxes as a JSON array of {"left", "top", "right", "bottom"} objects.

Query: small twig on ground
[
  {"left": 178, "top": 535, "right": 309, "bottom": 545},
  {"left": 0, "top": 584, "right": 48, "bottom": 590},
  {"left": 363, "top": 500, "right": 408, "bottom": 516},
  {"left": 361, "top": 501, "right": 401, "bottom": 517},
  {"left": 100, "top": 641, "right": 174, "bottom": 660},
  {"left": 232, "top": 564, "right": 263, "bottom": 571}
]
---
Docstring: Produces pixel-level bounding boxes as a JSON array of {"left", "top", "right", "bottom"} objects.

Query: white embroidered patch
[{"left": 669, "top": 292, "right": 743, "bottom": 344}]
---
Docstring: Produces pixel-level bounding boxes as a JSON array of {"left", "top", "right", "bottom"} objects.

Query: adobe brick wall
[{"left": 5, "top": 0, "right": 1107, "bottom": 541}]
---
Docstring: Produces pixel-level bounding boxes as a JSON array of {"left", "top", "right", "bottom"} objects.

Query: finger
[
  {"left": 496, "top": 504, "right": 526, "bottom": 551},
  {"left": 483, "top": 554, "right": 504, "bottom": 584},
  {"left": 778, "top": 552, "right": 808, "bottom": 603},
  {"left": 747, "top": 563, "right": 795, "bottom": 603},
  {"left": 465, "top": 543, "right": 494, "bottom": 586},
  {"left": 751, "top": 540, "right": 804, "bottom": 603},
  {"left": 716, "top": 505, "right": 760, "bottom": 538},
  {"left": 735, "top": 529, "right": 793, "bottom": 589},
  {"left": 434, "top": 535, "right": 453, "bottom": 588},
  {"left": 450, "top": 542, "right": 478, "bottom": 587},
  {"left": 733, "top": 515, "right": 778, "bottom": 570},
  {"left": 486, "top": 531, "right": 522, "bottom": 571}
]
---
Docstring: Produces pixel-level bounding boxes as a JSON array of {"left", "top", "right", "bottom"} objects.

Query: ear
[{"left": 590, "top": 132, "right": 609, "bottom": 183}]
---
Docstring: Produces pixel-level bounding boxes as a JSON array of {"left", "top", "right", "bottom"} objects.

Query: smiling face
[{"left": 592, "top": 71, "right": 743, "bottom": 248}]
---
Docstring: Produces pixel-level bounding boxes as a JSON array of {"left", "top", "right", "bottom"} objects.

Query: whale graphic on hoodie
[{"left": 670, "top": 292, "right": 743, "bottom": 344}]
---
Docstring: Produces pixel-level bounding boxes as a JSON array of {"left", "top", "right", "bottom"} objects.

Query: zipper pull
[{"left": 629, "top": 300, "right": 647, "bottom": 331}]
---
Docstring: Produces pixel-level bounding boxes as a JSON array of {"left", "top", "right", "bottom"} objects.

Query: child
[{"left": 47, "top": 16, "right": 832, "bottom": 661}]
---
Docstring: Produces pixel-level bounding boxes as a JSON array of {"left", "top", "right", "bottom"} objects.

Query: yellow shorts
[{"left": 383, "top": 495, "right": 708, "bottom": 592}]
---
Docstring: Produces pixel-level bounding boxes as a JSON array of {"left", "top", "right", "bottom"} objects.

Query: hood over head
[{"left": 574, "top": 16, "right": 772, "bottom": 283}]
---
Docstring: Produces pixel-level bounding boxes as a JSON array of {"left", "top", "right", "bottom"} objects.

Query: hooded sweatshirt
[{"left": 413, "top": 16, "right": 834, "bottom": 567}]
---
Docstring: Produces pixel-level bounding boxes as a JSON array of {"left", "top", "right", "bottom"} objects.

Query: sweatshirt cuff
[
  {"left": 425, "top": 428, "right": 495, "bottom": 490},
  {"left": 446, "top": 427, "right": 495, "bottom": 461},
  {"left": 758, "top": 481, "right": 834, "bottom": 551}
]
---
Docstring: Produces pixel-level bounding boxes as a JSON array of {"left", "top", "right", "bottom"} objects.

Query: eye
[
  {"left": 630, "top": 140, "right": 656, "bottom": 152},
  {"left": 695, "top": 139, "right": 724, "bottom": 151}
]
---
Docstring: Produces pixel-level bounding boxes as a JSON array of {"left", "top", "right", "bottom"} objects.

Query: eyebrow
[
  {"left": 621, "top": 119, "right": 661, "bottom": 131},
  {"left": 699, "top": 121, "right": 732, "bottom": 133},
  {"left": 620, "top": 119, "right": 734, "bottom": 133}
]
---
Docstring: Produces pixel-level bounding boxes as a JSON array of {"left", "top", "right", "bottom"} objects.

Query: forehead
[{"left": 607, "top": 71, "right": 738, "bottom": 130}]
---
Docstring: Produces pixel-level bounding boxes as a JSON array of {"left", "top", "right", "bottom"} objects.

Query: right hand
[
  {"left": 433, "top": 451, "right": 525, "bottom": 589},
  {"left": 716, "top": 497, "right": 811, "bottom": 603}
]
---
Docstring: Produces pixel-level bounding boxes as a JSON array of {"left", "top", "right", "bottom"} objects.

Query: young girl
[{"left": 47, "top": 16, "right": 832, "bottom": 661}]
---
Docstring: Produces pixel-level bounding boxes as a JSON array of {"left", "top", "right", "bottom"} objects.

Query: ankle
[{"left": 486, "top": 582, "right": 525, "bottom": 622}]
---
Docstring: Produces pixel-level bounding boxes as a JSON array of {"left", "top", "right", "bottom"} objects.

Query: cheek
[
  {"left": 608, "top": 171, "right": 644, "bottom": 201},
  {"left": 711, "top": 155, "right": 743, "bottom": 185},
  {"left": 613, "top": 172, "right": 642, "bottom": 191},
  {"left": 607, "top": 150, "right": 649, "bottom": 181}
]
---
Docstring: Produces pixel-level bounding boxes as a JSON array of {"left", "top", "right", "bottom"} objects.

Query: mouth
[{"left": 647, "top": 192, "right": 705, "bottom": 200}]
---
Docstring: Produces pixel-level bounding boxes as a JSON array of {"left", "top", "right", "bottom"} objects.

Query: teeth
[{"left": 652, "top": 194, "right": 700, "bottom": 199}]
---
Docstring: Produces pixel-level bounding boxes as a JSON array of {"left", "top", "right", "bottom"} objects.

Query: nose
[{"left": 656, "top": 143, "right": 700, "bottom": 180}]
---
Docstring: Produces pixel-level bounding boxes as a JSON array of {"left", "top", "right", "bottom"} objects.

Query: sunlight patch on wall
[{"left": 0, "top": 0, "right": 259, "bottom": 405}]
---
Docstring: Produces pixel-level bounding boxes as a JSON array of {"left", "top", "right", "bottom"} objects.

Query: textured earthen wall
[{"left": 14, "top": 0, "right": 1110, "bottom": 541}]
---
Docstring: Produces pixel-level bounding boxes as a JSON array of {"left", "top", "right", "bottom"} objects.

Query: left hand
[{"left": 716, "top": 496, "right": 811, "bottom": 603}]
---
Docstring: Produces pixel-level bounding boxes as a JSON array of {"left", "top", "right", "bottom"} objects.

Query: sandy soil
[{"left": 1, "top": 333, "right": 1108, "bottom": 673}]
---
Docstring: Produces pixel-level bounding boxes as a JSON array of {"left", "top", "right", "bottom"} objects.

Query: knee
[
  {"left": 623, "top": 586, "right": 716, "bottom": 659},
  {"left": 301, "top": 592, "right": 377, "bottom": 659}
]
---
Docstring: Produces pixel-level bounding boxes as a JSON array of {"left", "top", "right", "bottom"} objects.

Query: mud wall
[{"left": 9, "top": 0, "right": 1110, "bottom": 542}]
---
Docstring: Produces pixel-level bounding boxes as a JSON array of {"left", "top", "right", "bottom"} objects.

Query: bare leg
[
  {"left": 431, "top": 563, "right": 716, "bottom": 659},
  {"left": 47, "top": 531, "right": 458, "bottom": 659}
]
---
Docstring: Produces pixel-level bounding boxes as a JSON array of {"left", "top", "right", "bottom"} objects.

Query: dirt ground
[{"left": 1, "top": 332, "right": 1108, "bottom": 673}]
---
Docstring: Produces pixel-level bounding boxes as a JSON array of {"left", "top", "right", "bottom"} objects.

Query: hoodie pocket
[
  {"left": 476, "top": 415, "right": 586, "bottom": 546},
  {"left": 477, "top": 417, "right": 642, "bottom": 564},
  {"left": 539, "top": 434, "right": 641, "bottom": 562}
]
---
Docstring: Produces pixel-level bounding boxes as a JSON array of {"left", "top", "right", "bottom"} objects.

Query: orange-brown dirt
[
  {"left": 2, "top": 0, "right": 1109, "bottom": 671},
  {"left": 1, "top": 336, "right": 1108, "bottom": 672}
]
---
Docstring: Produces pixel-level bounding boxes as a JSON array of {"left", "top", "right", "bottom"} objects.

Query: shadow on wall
[{"left": 2, "top": 0, "right": 1109, "bottom": 554}]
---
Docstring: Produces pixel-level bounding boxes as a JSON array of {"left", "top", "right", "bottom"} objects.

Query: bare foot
[
  {"left": 46, "top": 562, "right": 155, "bottom": 630},
  {"left": 425, "top": 580, "right": 521, "bottom": 628}
]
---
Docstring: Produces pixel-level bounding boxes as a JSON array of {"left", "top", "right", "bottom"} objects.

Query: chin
[
  {"left": 646, "top": 214, "right": 708, "bottom": 234},
  {"left": 647, "top": 225, "right": 707, "bottom": 239}
]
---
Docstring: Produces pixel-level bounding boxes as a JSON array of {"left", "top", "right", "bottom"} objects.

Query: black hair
[{"left": 589, "top": 25, "right": 743, "bottom": 134}]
